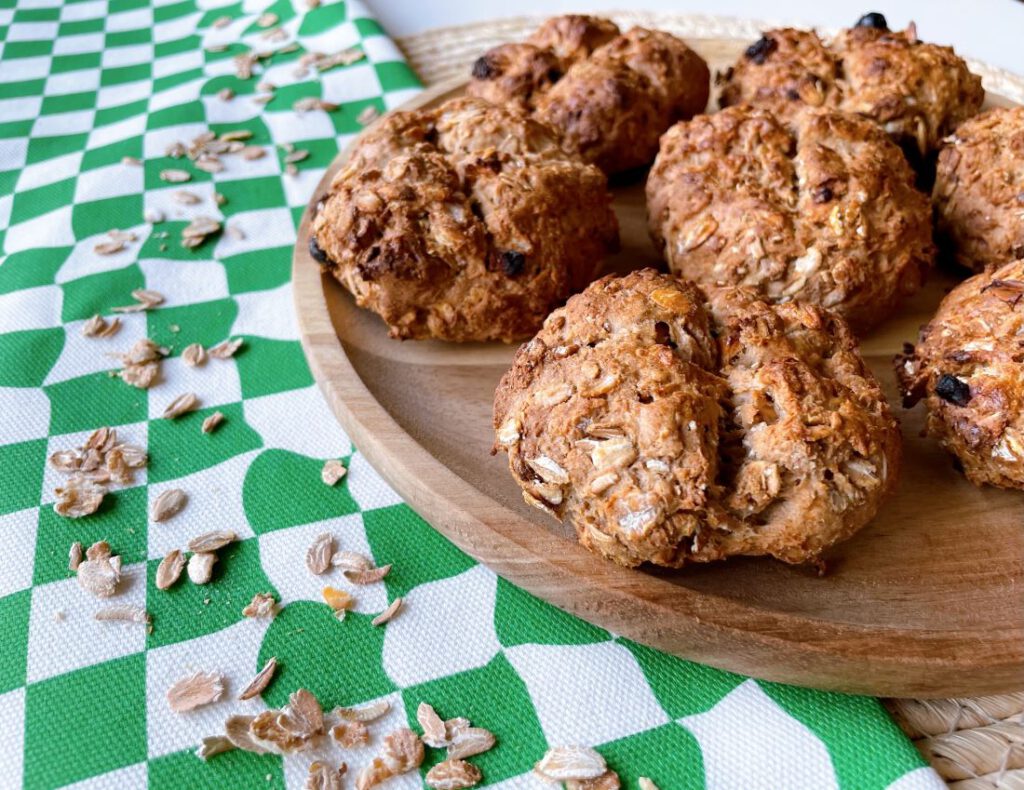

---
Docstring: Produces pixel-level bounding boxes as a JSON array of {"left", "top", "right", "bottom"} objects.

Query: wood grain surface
[{"left": 292, "top": 37, "right": 1024, "bottom": 698}]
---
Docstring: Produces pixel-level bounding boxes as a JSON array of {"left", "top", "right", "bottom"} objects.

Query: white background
[{"left": 368, "top": 0, "right": 1024, "bottom": 74}]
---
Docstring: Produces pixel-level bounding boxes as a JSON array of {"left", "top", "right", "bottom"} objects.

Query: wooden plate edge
[{"left": 291, "top": 70, "right": 1024, "bottom": 698}]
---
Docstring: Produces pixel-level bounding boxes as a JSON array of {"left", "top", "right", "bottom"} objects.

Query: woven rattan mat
[{"left": 395, "top": 13, "right": 1024, "bottom": 789}]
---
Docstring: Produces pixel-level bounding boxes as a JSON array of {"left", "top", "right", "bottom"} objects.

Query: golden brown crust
[
  {"left": 494, "top": 269, "right": 902, "bottom": 568},
  {"left": 646, "top": 105, "right": 935, "bottom": 333},
  {"left": 932, "top": 107, "right": 1024, "bottom": 272},
  {"left": 896, "top": 260, "right": 1024, "bottom": 489},
  {"left": 311, "top": 97, "right": 619, "bottom": 342},
  {"left": 467, "top": 16, "right": 710, "bottom": 173},
  {"left": 719, "top": 23, "right": 984, "bottom": 157}
]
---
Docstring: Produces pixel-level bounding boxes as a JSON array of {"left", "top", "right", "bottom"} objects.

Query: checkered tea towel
[{"left": 0, "top": 0, "right": 945, "bottom": 787}]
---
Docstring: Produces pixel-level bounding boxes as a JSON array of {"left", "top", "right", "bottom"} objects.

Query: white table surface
[{"left": 370, "top": 0, "right": 1024, "bottom": 75}]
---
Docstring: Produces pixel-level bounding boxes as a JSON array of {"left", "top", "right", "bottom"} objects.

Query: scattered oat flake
[
  {"left": 160, "top": 168, "right": 192, "bottom": 183},
  {"left": 162, "top": 392, "right": 198, "bottom": 419},
  {"left": 225, "top": 714, "right": 270, "bottom": 754},
  {"left": 196, "top": 735, "right": 235, "bottom": 761},
  {"left": 638, "top": 779, "right": 658, "bottom": 790},
  {"left": 173, "top": 189, "right": 202, "bottom": 205},
  {"left": 120, "top": 360, "right": 160, "bottom": 389},
  {"left": 182, "top": 215, "right": 222, "bottom": 247},
  {"left": 208, "top": 337, "right": 243, "bottom": 358},
  {"left": 144, "top": 208, "right": 165, "bottom": 224},
  {"left": 307, "top": 762, "right": 346, "bottom": 790},
  {"left": 50, "top": 449, "right": 81, "bottom": 473},
  {"left": 331, "top": 720, "right": 369, "bottom": 749},
  {"left": 95, "top": 605, "right": 151, "bottom": 626},
  {"left": 214, "top": 192, "right": 228, "bottom": 206},
  {"left": 117, "top": 444, "right": 148, "bottom": 468},
  {"left": 426, "top": 760, "right": 482, "bottom": 790},
  {"left": 321, "top": 459, "right": 347, "bottom": 486},
  {"left": 156, "top": 549, "right": 186, "bottom": 590},
  {"left": 447, "top": 727, "right": 496, "bottom": 760},
  {"left": 372, "top": 597, "right": 402, "bottom": 626},
  {"left": 121, "top": 337, "right": 165, "bottom": 365},
  {"left": 82, "top": 314, "right": 108, "bottom": 337},
  {"left": 195, "top": 156, "right": 224, "bottom": 174},
  {"left": 285, "top": 163, "right": 298, "bottom": 176},
  {"left": 167, "top": 670, "right": 225, "bottom": 712},
  {"left": 227, "top": 224, "right": 245, "bottom": 241},
  {"left": 110, "top": 302, "right": 148, "bottom": 314},
  {"left": 152, "top": 488, "right": 188, "bottom": 522},
  {"left": 132, "top": 288, "right": 164, "bottom": 308},
  {"left": 212, "top": 14, "right": 232, "bottom": 27},
  {"left": 334, "top": 699, "right": 390, "bottom": 723},
  {"left": 256, "top": 11, "right": 277, "bottom": 26},
  {"left": 188, "top": 530, "right": 236, "bottom": 553},
  {"left": 122, "top": 156, "right": 142, "bottom": 166},
  {"left": 242, "top": 145, "right": 265, "bottom": 160},
  {"left": 84, "top": 426, "right": 116, "bottom": 452},
  {"left": 238, "top": 657, "right": 277, "bottom": 700},
  {"left": 293, "top": 97, "right": 338, "bottom": 113},
  {"left": 78, "top": 555, "right": 119, "bottom": 597},
  {"left": 357, "top": 105, "right": 380, "bottom": 126},
  {"left": 331, "top": 550, "right": 372, "bottom": 571},
  {"left": 535, "top": 746, "right": 607, "bottom": 782},
  {"left": 182, "top": 343, "right": 207, "bottom": 367},
  {"left": 242, "top": 592, "right": 277, "bottom": 618},
  {"left": 344, "top": 564, "right": 391, "bottom": 585},
  {"left": 284, "top": 149, "right": 309, "bottom": 164},
  {"left": 86, "top": 540, "right": 112, "bottom": 561},
  {"left": 202, "top": 411, "right": 225, "bottom": 434},
  {"left": 282, "top": 688, "right": 324, "bottom": 738},
  {"left": 356, "top": 728, "right": 424, "bottom": 790},
  {"left": 217, "top": 87, "right": 235, "bottom": 101},
  {"left": 418, "top": 703, "right": 447, "bottom": 747},
  {"left": 188, "top": 551, "right": 217, "bottom": 584},
  {"left": 220, "top": 129, "right": 252, "bottom": 142},
  {"left": 54, "top": 474, "right": 106, "bottom": 518},
  {"left": 306, "top": 533, "right": 334, "bottom": 575},
  {"left": 69, "top": 541, "right": 83, "bottom": 571},
  {"left": 94, "top": 238, "right": 125, "bottom": 255}
]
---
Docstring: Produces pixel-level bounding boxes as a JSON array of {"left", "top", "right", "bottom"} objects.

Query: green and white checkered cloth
[{"left": 0, "top": 0, "right": 946, "bottom": 787}]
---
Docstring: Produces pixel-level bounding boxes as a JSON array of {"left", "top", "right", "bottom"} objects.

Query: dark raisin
[
  {"left": 501, "top": 250, "right": 525, "bottom": 276},
  {"left": 935, "top": 373, "right": 971, "bottom": 406},
  {"left": 546, "top": 67, "right": 563, "bottom": 83},
  {"left": 471, "top": 55, "right": 497, "bottom": 80},
  {"left": 855, "top": 12, "right": 888, "bottom": 29},
  {"left": 785, "top": 88, "right": 801, "bottom": 101},
  {"left": 812, "top": 185, "right": 834, "bottom": 204},
  {"left": 744, "top": 35, "right": 777, "bottom": 65},
  {"left": 1014, "top": 245, "right": 1024, "bottom": 260},
  {"left": 308, "top": 235, "right": 328, "bottom": 264}
]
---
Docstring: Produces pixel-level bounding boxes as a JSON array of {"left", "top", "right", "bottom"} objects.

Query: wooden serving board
[{"left": 293, "top": 37, "right": 1024, "bottom": 698}]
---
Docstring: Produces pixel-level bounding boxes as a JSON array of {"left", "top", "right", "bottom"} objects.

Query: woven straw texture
[{"left": 395, "top": 13, "right": 1024, "bottom": 790}]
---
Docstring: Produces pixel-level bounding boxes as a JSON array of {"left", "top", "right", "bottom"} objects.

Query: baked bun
[
  {"left": 646, "top": 104, "right": 935, "bottom": 332},
  {"left": 896, "top": 259, "right": 1024, "bottom": 489},
  {"left": 718, "top": 16, "right": 984, "bottom": 160},
  {"left": 932, "top": 106, "right": 1024, "bottom": 272},
  {"left": 467, "top": 15, "right": 710, "bottom": 173},
  {"left": 310, "top": 97, "right": 619, "bottom": 342},
  {"left": 494, "top": 269, "right": 902, "bottom": 568}
]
